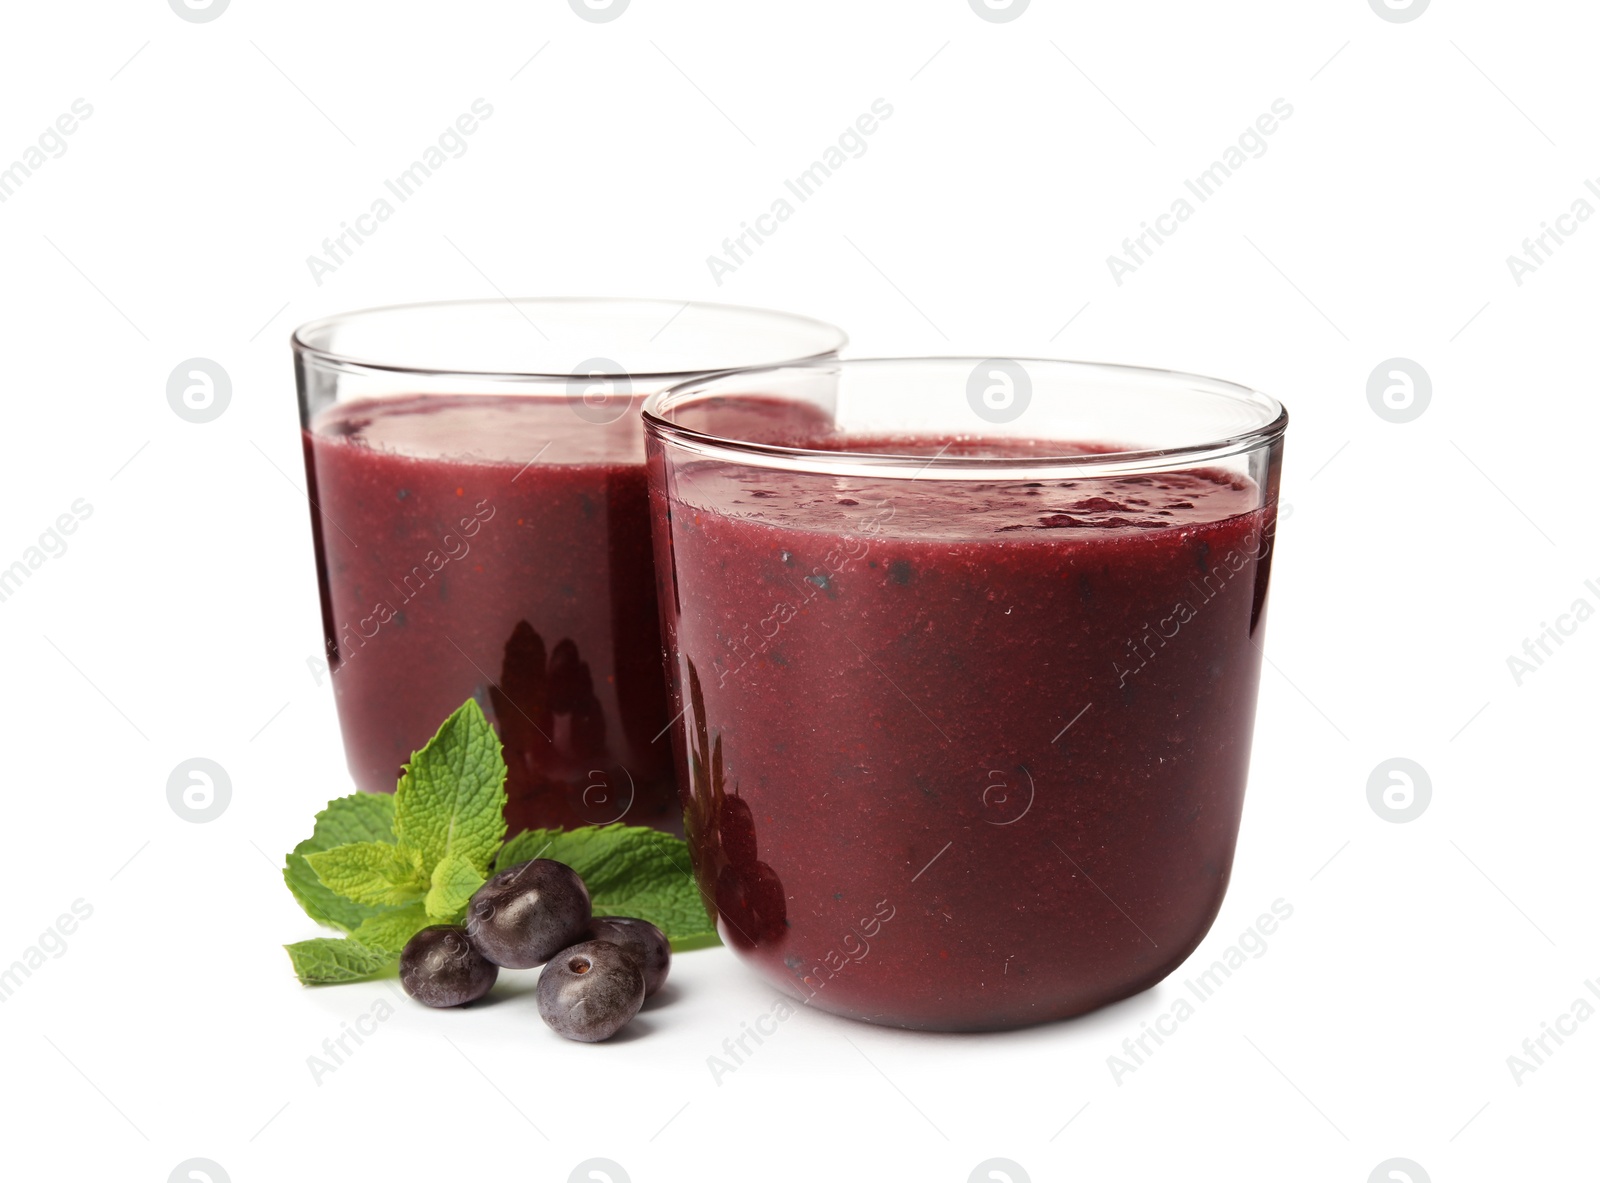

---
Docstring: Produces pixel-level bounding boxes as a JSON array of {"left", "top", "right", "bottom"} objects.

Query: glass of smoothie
[
  {"left": 644, "top": 358, "right": 1287, "bottom": 1030},
  {"left": 293, "top": 298, "right": 846, "bottom": 836}
]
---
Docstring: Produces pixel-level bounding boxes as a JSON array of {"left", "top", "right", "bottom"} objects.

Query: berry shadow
[
  {"left": 641, "top": 982, "right": 682, "bottom": 1012},
  {"left": 596, "top": 1014, "right": 656, "bottom": 1044},
  {"left": 476, "top": 971, "right": 541, "bottom": 1006}
]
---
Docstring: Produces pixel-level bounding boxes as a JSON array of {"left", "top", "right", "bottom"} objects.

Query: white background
[{"left": 1, "top": 1, "right": 1594, "bottom": 1180}]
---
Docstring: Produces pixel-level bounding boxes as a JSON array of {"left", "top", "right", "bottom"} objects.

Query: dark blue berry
[
  {"left": 466, "top": 859, "right": 591, "bottom": 969},
  {"left": 537, "top": 940, "right": 645, "bottom": 1042},
  {"left": 587, "top": 916, "right": 671, "bottom": 997},
  {"left": 399, "top": 925, "right": 497, "bottom": 1008}
]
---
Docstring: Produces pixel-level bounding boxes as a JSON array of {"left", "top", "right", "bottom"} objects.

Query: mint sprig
[
  {"left": 304, "top": 841, "right": 428, "bottom": 908},
  {"left": 394, "top": 699, "right": 508, "bottom": 874},
  {"left": 350, "top": 903, "right": 432, "bottom": 953},
  {"left": 285, "top": 937, "right": 397, "bottom": 984},
  {"left": 425, "top": 853, "right": 487, "bottom": 922},
  {"left": 283, "top": 698, "right": 720, "bottom": 985},
  {"left": 283, "top": 699, "right": 504, "bottom": 985},
  {"left": 282, "top": 791, "right": 398, "bottom": 933}
]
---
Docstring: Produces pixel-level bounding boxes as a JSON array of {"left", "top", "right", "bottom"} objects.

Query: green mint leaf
[
  {"left": 496, "top": 825, "right": 719, "bottom": 951},
  {"left": 394, "top": 699, "right": 507, "bottom": 877},
  {"left": 425, "top": 853, "right": 486, "bottom": 923},
  {"left": 495, "top": 829, "right": 557, "bottom": 869},
  {"left": 305, "top": 841, "right": 427, "bottom": 907},
  {"left": 284, "top": 938, "right": 396, "bottom": 985},
  {"left": 282, "top": 792, "right": 397, "bottom": 933},
  {"left": 350, "top": 903, "right": 432, "bottom": 954},
  {"left": 668, "top": 929, "right": 724, "bottom": 953}
]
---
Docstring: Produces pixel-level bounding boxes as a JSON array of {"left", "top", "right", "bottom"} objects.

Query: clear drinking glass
[
  {"left": 293, "top": 298, "right": 845, "bottom": 837},
  {"left": 644, "top": 358, "right": 1287, "bottom": 1030}
]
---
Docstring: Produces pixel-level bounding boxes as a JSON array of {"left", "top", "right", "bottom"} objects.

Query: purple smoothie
[
  {"left": 305, "top": 394, "right": 675, "bottom": 835},
  {"left": 649, "top": 403, "right": 1278, "bottom": 1029}
]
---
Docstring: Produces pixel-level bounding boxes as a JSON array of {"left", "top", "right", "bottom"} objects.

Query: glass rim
[
  {"left": 643, "top": 356, "right": 1289, "bottom": 478},
  {"left": 290, "top": 296, "right": 849, "bottom": 381}
]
